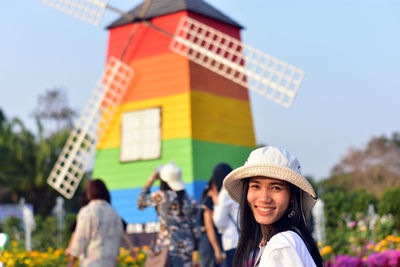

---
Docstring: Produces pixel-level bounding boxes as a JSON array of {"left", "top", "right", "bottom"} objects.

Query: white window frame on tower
[{"left": 120, "top": 107, "right": 162, "bottom": 162}]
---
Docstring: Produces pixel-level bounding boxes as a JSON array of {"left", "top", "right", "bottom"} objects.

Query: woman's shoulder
[
  {"left": 267, "top": 230, "right": 306, "bottom": 250},
  {"left": 262, "top": 231, "right": 316, "bottom": 267}
]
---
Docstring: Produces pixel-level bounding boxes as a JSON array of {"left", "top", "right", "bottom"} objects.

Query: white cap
[{"left": 159, "top": 162, "right": 185, "bottom": 191}]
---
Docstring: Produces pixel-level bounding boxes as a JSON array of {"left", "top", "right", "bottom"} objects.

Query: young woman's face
[{"left": 247, "top": 176, "right": 291, "bottom": 226}]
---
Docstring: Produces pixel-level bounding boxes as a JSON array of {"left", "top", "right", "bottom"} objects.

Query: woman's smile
[{"left": 255, "top": 206, "right": 275, "bottom": 214}]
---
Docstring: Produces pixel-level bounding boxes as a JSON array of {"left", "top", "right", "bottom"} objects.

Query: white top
[
  {"left": 257, "top": 230, "right": 316, "bottom": 267},
  {"left": 212, "top": 187, "right": 239, "bottom": 251},
  {"left": 71, "top": 200, "right": 123, "bottom": 267}
]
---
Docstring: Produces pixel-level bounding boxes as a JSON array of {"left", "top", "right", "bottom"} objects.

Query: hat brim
[{"left": 223, "top": 164, "right": 317, "bottom": 213}]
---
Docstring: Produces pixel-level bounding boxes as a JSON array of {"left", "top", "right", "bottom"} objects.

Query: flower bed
[
  {"left": 0, "top": 241, "right": 147, "bottom": 267},
  {"left": 321, "top": 235, "right": 400, "bottom": 266}
]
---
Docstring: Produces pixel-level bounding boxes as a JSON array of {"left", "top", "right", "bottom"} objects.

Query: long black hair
[
  {"left": 200, "top": 162, "right": 233, "bottom": 202},
  {"left": 160, "top": 180, "right": 186, "bottom": 216},
  {"left": 234, "top": 179, "right": 323, "bottom": 267},
  {"left": 211, "top": 163, "right": 232, "bottom": 192}
]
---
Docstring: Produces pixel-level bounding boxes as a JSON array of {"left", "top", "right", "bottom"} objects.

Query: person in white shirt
[
  {"left": 207, "top": 163, "right": 238, "bottom": 267},
  {"left": 68, "top": 179, "right": 123, "bottom": 267},
  {"left": 223, "top": 146, "right": 323, "bottom": 267}
]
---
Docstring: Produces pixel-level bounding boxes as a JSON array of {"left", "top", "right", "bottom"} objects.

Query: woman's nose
[{"left": 258, "top": 189, "right": 272, "bottom": 202}]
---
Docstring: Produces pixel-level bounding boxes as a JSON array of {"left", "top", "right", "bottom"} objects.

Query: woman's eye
[
  {"left": 249, "top": 184, "right": 259, "bottom": 189},
  {"left": 271, "top": 186, "right": 281, "bottom": 191}
]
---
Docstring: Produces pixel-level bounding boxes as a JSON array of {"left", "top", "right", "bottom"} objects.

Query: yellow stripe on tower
[{"left": 191, "top": 90, "right": 256, "bottom": 147}]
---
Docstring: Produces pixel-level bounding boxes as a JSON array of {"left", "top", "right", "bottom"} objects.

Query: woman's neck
[{"left": 260, "top": 224, "right": 272, "bottom": 246}]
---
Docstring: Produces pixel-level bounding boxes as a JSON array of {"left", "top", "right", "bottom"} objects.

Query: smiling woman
[
  {"left": 223, "top": 146, "right": 323, "bottom": 267},
  {"left": 247, "top": 177, "right": 291, "bottom": 227}
]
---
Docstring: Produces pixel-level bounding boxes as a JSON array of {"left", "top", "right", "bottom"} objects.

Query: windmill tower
[
  {"left": 39, "top": 0, "right": 304, "bottom": 229},
  {"left": 94, "top": 0, "right": 256, "bottom": 224}
]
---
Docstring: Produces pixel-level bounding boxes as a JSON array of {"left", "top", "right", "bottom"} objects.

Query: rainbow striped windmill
[{"left": 37, "top": 0, "right": 305, "bottom": 227}]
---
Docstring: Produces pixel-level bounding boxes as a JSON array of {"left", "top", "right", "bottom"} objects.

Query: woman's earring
[{"left": 288, "top": 210, "right": 295, "bottom": 218}]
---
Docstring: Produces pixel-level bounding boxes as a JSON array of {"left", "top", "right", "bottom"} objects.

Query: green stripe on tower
[
  {"left": 192, "top": 140, "right": 254, "bottom": 182},
  {"left": 93, "top": 138, "right": 193, "bottom": 190}
]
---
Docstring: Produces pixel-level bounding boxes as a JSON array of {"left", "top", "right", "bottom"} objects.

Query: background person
[
  {"left": 137, "top": 162, "right": 200, "bottom": 267},
  {"left": 68, "top": 179, "right": 123, "bottom": 267},
  {"left": 223, "top": 146, "right": 323, "bottom": 267},
  {"left": 66, "top": 187, "right": 136, "bottom": 260},
  {"left": 198, "top": 180, "right": 224, "bottom": 267},
  {"left": 207, "top": 163, "right": 238, "bottom": 267}
]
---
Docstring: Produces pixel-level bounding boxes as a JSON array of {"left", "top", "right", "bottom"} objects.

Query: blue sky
[{"left": 1, "top": 0, "right": 399, "bottom": 180}]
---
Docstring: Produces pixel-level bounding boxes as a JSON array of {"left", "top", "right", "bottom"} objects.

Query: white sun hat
[
  {"left": 159, "top": 162, "right": 185, "bottom": 191},
  {"left": 223, "top": 146, "right": 317, "bottom": 214}
]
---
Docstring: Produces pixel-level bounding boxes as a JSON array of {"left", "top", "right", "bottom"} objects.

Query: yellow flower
[
  {"left": 386, "top": 235, "right": 395, "bottom": 242},
  {"left": 137, "top": 253, "right": 146, "bottom": 261},
  {"left": 375, "top": 240, "right": 389, "bottom": 252},
  {"left": 124, "top": 255, "right": 135, "bottom": 263},
  {"left": 24, "top": 258, "right": 33, "bottom": 265},
  {"left": 7, "top": 258, "right": 15, "bottom": 266},
  {"left": 320, "top": 245, "right": 333, "bottom": 256}
]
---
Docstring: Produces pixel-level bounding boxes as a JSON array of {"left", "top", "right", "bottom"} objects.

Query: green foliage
[
  {"left": 323, "top": 189, "right": 351, "bottom": 228},
  {"left": 349, "top": 190, "right": 376, "bottom": 220},
  {"left": 0, "top": 115, "right": 37, "bottom": 200},
  {"left": 374, "top": 215, "right": 396, "bottom": 241},
  {"left": 32, "top": 214, "right": 77, "bottom": 251},
  {"left": 32, "top": 215, "right": 59, "bottom": 250},
  {"left": 319, "top": 174, "right": 352, "bottom": 196},
  {"left": 324, "top": 227, "right": 351, "bottom": 255},
  {"left": 323, "top": 188, "right": 378, "bottom": 255},
  {"left": 323, "top": 188, "right": 376, "bottom": 224},
  {"left": 0, "top": 107, "right": 87, "bottom": 215},
  {"left": 0, "top": 217, "right": 24, "bottom": 249},
  {"left": 0, "top": 214, "right": 76, "bottom": 252},
  {"left": 377, "top": 187, "right": 400, "bottom": 232}
]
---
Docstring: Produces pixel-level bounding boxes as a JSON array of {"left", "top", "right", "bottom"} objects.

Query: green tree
[
  {"left": 0, "top": 88, "right": 84, "bottom": 215},
  {"left": 0, "top": 111, "right": 37, "bottom": 202},
  {"left": 349, "top": 190, "right": 376, "bottom": 220},
  {"left": 377, "top": 187, "right": 400, "bottom": 233},
  {"left": 322, "top": 189, "right": 352, "bottom": 254}
]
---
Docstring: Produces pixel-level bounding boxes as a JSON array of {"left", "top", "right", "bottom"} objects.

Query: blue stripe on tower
[{"left": 110, "top": 181, "right": 207, "bottom": 224}]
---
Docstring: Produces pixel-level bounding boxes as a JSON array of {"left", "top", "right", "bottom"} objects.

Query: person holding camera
[{"left": 137, "top": 162, "right": 200, "bottom": 267}]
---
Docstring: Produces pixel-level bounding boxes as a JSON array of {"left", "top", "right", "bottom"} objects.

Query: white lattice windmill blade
[
  {"left": 170, "top": 17, "right": 305, "bottom": 108},
  {"left": 37, "top": 0, "right": 109, "bottom": 26},
  {"left": 47, "top": 57, "right": 134, "bottom": 199},
  {"left": 36, "top": 0, "right": 151, "bottom": 26}
]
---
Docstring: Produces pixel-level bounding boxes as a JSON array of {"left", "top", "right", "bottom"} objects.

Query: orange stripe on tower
[{"left": 123, "top": 53, "right": 190, "bottom": 103}]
